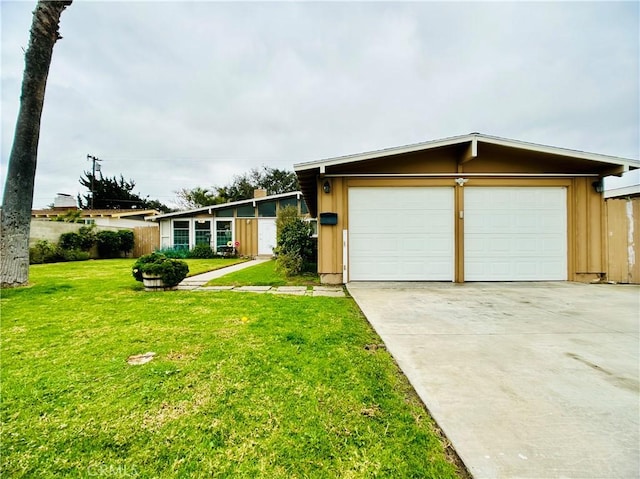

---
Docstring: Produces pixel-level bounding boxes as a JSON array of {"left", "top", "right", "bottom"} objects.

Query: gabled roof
[
  {"left": 145, "top": 191, "right": 304, "bottom": 221},
  {"left": 294, "top": 133, "right": 640, "bottom": 216}
]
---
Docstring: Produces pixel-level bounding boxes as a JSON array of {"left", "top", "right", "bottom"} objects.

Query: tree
[
  {"left": 178, "top": 166, "right": 300, "bottom": 208},
  {"left": 219, "top": 166, "right": 298, "bottom": 201},
  {"left": 174, "top": 186, "right": 223, "bottom": 209},
  {"left": 77, "top": 171, "right": 172, "bottom": 212},
  {"left": 1, "top": 0, "right": 72, "bottom": 288},
  {"left": 78, "top": 171, "right": 144, "bottom": 209}
]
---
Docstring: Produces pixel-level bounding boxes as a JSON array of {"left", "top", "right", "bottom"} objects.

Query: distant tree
[
  {"left": 143, "top": 198, "right": 173, "bottom": 214},
  {"left": 257, "top": 166, "right": 299, "bottom": 195},
  {"left": 77, "top": 171, "right": 171, "bottom": 212},
  {"left": 174, "top": 187, "right": 223, "bottom": 209},
  {"left": 1, "top": 0, "right": 72, "bottom": 288},
  {"left": 217, "top": 166, "right": 299, "bottom": 202},
  {"left": 177, "top": 167, "right": 299, "bottom": 208}
]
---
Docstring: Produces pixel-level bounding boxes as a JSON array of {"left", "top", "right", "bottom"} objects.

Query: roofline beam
[
  {"left": 460, "top": 137, "right": 478, "bottom": 164},
  {"left": 600, "top": 165, "right": 629, "bottom": 177}
]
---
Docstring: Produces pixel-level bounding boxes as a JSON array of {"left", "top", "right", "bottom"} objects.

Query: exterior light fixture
[
  {"left": 592, "top": 180, "right": 604, "bottom": 194},
  {"left": 323, "top": 180, "right": 331, "bottom": 194}
]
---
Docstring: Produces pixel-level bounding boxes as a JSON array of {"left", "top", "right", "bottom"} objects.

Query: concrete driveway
[{"left": 347, "top": 282, "right": 639, "bottom": 479}]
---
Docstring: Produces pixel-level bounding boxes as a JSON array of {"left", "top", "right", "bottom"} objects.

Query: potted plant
[{"left": 132, "top": 252, "right": 189, "bottom": 291}]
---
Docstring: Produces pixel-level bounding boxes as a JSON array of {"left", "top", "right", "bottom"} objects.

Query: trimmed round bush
[{"left": 132, "top": 252, "right": 189, "bottom": 287}]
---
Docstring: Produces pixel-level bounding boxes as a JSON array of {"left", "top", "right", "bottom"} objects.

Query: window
[
  {"left": 301, "top": 199, "right": 309, "bottom": 215},
  {"left": 258, "top": 201, "right": 277, "bottom": 217},
  {"left": 215, "top": 220, "right": 233, "bottom": 249},
  {"left": 173, "top": 220, "right": 190, "bottom": 249},
  {"left": 194, "top": 220, "right": 211, "bottom": 245},
  {"left": 279, "top": 197, "right": 297, "bottom": 211},
  {"left": 237, "top": 204, "right": 255, "bottom": 217},
  {"left": 216, "top": 208, "right": 234, "bottom": 218}
]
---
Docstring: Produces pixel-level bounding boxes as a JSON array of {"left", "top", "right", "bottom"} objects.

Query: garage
[
  {"left": 348, "top": 187, "right": 454, "bottom": 281},
  {"left": 294, "top": 133, "right": 639, "bottom": 284},
  {"left": 464, "top": 187, "right": 567, "bottom": 281}
]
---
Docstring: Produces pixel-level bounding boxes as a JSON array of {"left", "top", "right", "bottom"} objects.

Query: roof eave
[
  {"left": 293, "top": 133, "right": 639, "bottom": 173},
  {"left": 145, "top": 191, "right": 303, "bottom": 221}
]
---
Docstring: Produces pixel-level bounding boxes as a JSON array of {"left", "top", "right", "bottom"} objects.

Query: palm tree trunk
[{"left": 1, "top": 0, "right": 72, "bottom": 288}]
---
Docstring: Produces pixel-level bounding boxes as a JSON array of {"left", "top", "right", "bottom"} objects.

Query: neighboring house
[
  {"left": 30, "top": 207, "right": 161, "bottom": 256},
  {"left": 145, "top": 190, "right": 313, "bottom": 257},
  {"left": 32, "top": 208, "right": 160, "bottom": 228},
  {"left": 294, "top": 132, "right": 640, "bottom": 284},
  {"left": 604, "top": 182, "right": 639, "bottom": 284}
]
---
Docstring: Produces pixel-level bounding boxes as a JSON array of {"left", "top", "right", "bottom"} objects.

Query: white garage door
[
  {"left": 348, "top": 187, "right": 454, "bottom": 281},
  {"left": 464, "top": 187, "right": 567, "bottom": 281}
]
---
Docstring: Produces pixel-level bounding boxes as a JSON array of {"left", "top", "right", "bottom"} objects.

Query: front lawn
[
  {"left": 183, "top": 257, "right": 247, "bottom": 277},
  {"left": 1, "top": 260, "right": 465, "bottom": 478},
  {"left": 205, "top": 259, "right": 320, "bottom": 287}
]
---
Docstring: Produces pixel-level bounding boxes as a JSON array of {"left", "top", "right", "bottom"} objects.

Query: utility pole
[{"left": 87, "top": 154, "right": 102, "bottom": 209}]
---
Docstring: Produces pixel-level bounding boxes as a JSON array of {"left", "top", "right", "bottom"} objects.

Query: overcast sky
[{"left": 1, "top": 0, "right": 638, "bottom": 209}]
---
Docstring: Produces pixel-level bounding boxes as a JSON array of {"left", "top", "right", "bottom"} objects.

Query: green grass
[
  {"left": 183, "top": 257, "right": 247, "bottom": 277},
  {"left": 205, "top": 260, "right": 320, "bottom": 287},
  {"left": 1, "top": 260, "right": 465, "bottom": 478}
]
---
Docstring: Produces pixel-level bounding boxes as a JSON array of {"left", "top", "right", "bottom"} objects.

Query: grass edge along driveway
[{"left": 1, "top": 259, "right": 468, "bottom": 478}]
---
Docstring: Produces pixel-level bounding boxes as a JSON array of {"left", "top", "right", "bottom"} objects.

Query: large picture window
[{"left": 173, "top": 220, "right": 190, "bottom": 249}]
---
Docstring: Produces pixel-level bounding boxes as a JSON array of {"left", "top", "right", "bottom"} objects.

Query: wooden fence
[
  {"left": 133, "top": 226, "right": 159, "bottom": 257},
  {"left": 605, "top": 197, "right": 639, "bottom": 284}
]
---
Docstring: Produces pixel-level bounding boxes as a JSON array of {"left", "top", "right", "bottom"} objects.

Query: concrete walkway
[
  {"left": 348, "top": 282, "right": 640, "bottom": 479},
  {"left": 178, "top": 258, "right": 345, "bottom": 297}
]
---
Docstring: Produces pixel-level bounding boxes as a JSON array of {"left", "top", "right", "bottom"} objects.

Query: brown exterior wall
[
  {"left": 316, "top": 176, "right": 606, "bottom": 283},
  {"left": 605, "top": 197, "right": 639, "bottom": 284},
  {"left": 132, "top": 226, "right": 160, "bottom": 257},
  {"left": 235, "top": 218, "right": 259, "bottom": 257}
]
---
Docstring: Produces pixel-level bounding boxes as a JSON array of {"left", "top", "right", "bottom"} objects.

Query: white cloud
[{"left": 1, "top": 0, "right": 637, "bottom": 208}]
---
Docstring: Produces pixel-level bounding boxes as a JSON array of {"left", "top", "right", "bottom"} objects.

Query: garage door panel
[
  {"left": 349, "top": 187, "right": 454, "bottom": 281},
  {"left": 465, "top": 187, "right": 567, "bottom": 281}
]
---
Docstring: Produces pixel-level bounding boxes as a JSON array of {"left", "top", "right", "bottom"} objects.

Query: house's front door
[{"left": 258, "top": 219, "right": 277, "bottom": 256}]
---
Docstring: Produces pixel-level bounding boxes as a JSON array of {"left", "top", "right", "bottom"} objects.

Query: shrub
[
  {"left": 59, "top": 249, "right": 90, "bottom": 262},
  {"left": 274, "top": 252, "right": 303, "bottom": 277},
  {"left": 58, "top": 232, "right": 82, "bottom": 251},
  {"left": 77, "top": 225, "right": 97, "bottom": 251},
  {"left": 29, "top": 240, "right": 61, "bottom": 264},
  {"left": 275, "top": 206, "right": 315, "bottom": 276},
  {"left": 157, "top": 247, "right": 190, "bottom": 259},
  {"left": 58, "top": 225, "right": 96, "bottom": 252},
  {"left": 132, "top": 252, "right": 189, "bottom": 287},
  {"left": 118, "top": 230, "right": 135, "bottom": 256},
  {"left": 96, "top": 231, "right": 121, "bottom": 258},
  {"left": 188, "top": 244, "right": 215, "bottom": 259}
]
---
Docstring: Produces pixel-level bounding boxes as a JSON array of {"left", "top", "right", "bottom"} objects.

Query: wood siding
[
  {"left": 235, "top": 218, "right": 258, "bottom": 257},
  {"left": 133, "top": 226, "right": 159, "bottom": 257},
  {"left": 606, "top": 197, "right": 639, "bottom": 284}
]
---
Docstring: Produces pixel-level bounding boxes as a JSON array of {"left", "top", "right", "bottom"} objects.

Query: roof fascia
[
  {"left": 294, "top": 134, "right": 474, "bottom": 172},
  {"left": 477, "top": 134, "right": 639, "bottom": 168},
  {"left": 294, "top": 133, "right": 639, "bottom": 172}
]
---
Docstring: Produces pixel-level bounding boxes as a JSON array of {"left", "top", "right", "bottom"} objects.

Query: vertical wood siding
[
  {"left": 132, "top": 226, "right": 159, "bottom": 257},
  {"left": 606, "top": 197, "right": 639, "bottom": 284},
  {"left": 235, "top": 218, "right": 258, "bottom": 257}
]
